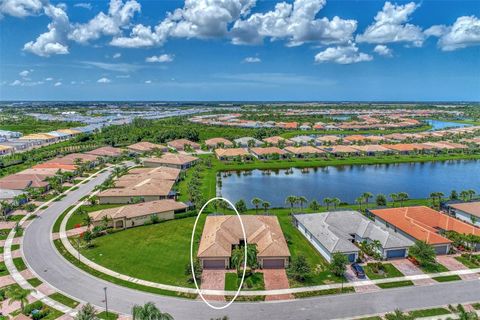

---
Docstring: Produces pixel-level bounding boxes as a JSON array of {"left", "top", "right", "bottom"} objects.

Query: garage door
[
  {"left": 434, "top": 245, "right": 448, "bottom": 255},
  {"left": 262, "top": 259, "right": 285, "bottom": 269},
  {"left": 347, "top": 253, "right": 356, "bottom": 263},
  {"left": 386, "top": 249, "right": 406, "bottom": 259},
  {"left": 202, "top": 259, "right": 225, "bottom": 269}
]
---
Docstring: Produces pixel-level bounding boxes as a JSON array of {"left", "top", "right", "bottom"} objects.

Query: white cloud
[
  {"left": 69, "top": 0, "right": 141, "bottom": 44},
  {"left": 425, "top": 16, "right": 480, "bottom": 51},
  {"left": 116, "top": 74, "right": 130, "bottom": 78},
  {"left": 97, "top": 77, "right": 111, "bottom": 83},
  {"left": 113, "top": 52, "right": 121, "bottom": 58},
  {"left": 23, "top": 4, "right": 70, "bottom": 57},
  {"left": 373, "top": 44, "right": 393, "bottom": 57},
  {"left": 19, "top": 70, "right": 30, "bottom": 77},
  {"left": 145, "top": 80, "right": 152, "bottom": 84},
  {"left": 54, "top": 81, "right": 62, "bottom": 86},
  {"left": 243, "top": 56, "right": 261, "bottom": 63},
  {"left": 231, "top": 0, "right": 357, "bottom": 46},
  {"left": 110, "top": 23, "right": 172, "bottom": 48},
  {"left": 0, "top": 0, "right": 43, "bottom": 18},
  {"left": 145, "top": 54, "right": 174, "bottom": 63},
  {"left": 356, "top": 2, "right": 424, "bottom": 47},
  {"left": 45, "top": 77, "right": 53, "bottom": 81},
  {"left": 74, "top": 3, "right": 92, "bottom": 10},
  {"left": 81, "top": 61, "right": 142, "bottom": 73},
  {"left": 314, "top": 42, "right": 373, "bottom": 64},
  {"left": 10, "top": 80, "right": 22, "bottom": 86}
]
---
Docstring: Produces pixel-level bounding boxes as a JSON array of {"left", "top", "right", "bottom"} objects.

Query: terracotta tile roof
[
  {"left": 142, "top": 153, "right": 198, "bottom": 166},
  {"left": 284, "top": 146, "right": 325, "bottom": 155},
  {"left": 126, "top": 167, "right": 180, "bottom": 178},
  {"left": 89, "top": 199, "right": 187, "bottom": 221},
  {"left": 370, "top": 206, "right": 480, "bottom": 245},
  {"left": 98, "top": 179, "right": 175, "bottom": 197},
  {"left": 250, "top": 147, "right": 287, "bottom": 156},
  {"left": 56, "top": 129, "right": 81, "bottom": 135},
  {"left": 32, "top": 163, "right": 77, "bottom": 171},
  {"left": 198, "top": 215, "right": 290, "bottom": 259},
  {"left": 322, "top": 145, "right": 359, "bottom": 154},
  {"left": 381, "top": 143, "right": 427, "bottom": 152},
  {"left": 449, "top": 202, "right": 480, "bottom": 218},
  {"left": 262, "top": 136, "right": 292, "bottom": 145},
  {"left": 0, "top": 173, "right": 50, "bottom": 189},
  {"left": 115, "top": 169, "right": 180, "bottom": 187},
  {"left": 205, "top": 138, "right": 233, "bottom": 147},
  {"left": 86, "top": 146, "right": 123, "bottom": 157},
  {"left": 215, "top": 148, "right": 249, "bottom": 158},
  {"left": 343, "top": 135, "right": 369, "bottom": 142},
  {"left": 127, "top": 141, "right": 167, "bottom": 152},
  {"left": 167, "top": 139, "right": 200, "bottom": 150},
  {"left": 19, "top": 133, "right": 56, "bottom": 140},
  {"left": 351, "top": 145, "right": 392, "bottom": 153},
  {"left": 315, "top": 135, "right": 340, "bottom": 143}
]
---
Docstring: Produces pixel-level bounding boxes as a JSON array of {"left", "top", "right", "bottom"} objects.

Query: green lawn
[
  {"left": 356, "top": 317, "right": 383, "bottom": 320},
  {"left": 78, "top": 216, "right": 206, "bottom": 287},
  {"left": 0, "top": 229, "right": 11, "bottom": 240},
  {"left": 432, "top": 275, "right": 462, "bottom": 282},
  {"left": 97, "top": 311, "right": 118, "bottom": 320},
  {"left": 224, "top": 272, "right": 264, "bottom": 291},
  {"left": 455, "top": 255, "right": 480, "bottom": 269},
  {"left": 363, "top": 263, "right": 404, "bottom": 280},
  {"left": 0, "top": 262, "right": 9, "bottom": 276},
  {"left": 293, "top": 286, "right": 355, "bottom": 298},
  {"left": 377, "top": 280, "right": 414, "bottom": 289},
  {"left": 12, "top": 257, "right": 27, "bottom": 271},
  {"left": 11, "top": 244, "right": 20, "bottom": 251},
  {"left": 48, "top": 292, "right": 80, "bottom": 308},
  {"left": 472, "top": 303, "right": 480, "bottom": 310},
  {"left": 27, "top": 278, "right": 43, "bottom": 287},
  {"left": 7, "top": 215, "right": 25, "bottom": 222},
  {"left": 419, "top": 262, "right": 449, "bottom": 273},
  {"left": 408, "top": 307, "right": 451, "bottom": 318},
  {"left": 42, "top": 307, "right": 64, "bottom": 320}
]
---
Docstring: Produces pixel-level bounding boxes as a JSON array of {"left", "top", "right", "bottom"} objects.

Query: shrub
[{"left": 24, "top": 301, "right": 44, "bottom": 315}]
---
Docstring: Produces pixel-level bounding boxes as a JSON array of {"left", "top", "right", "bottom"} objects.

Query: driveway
[
  {"left": 390, "top": 259, "right": 436, "bottom": 286},
  {"left": 436, "top": 255, "right": 478, "bottom": 281},
  {"left": 262, "top": 269, "right": 293, "bottom": 301},
  {"left": 200, "top": 270, "right": 227, "bottom": 301}
]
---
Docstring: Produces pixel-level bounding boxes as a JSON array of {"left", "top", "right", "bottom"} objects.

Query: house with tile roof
[{"left": 445, "top": 201, "right": 480, "bottom": 228}]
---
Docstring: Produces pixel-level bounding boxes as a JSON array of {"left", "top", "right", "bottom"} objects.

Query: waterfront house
[
  {"left": 215, "top": 148, "right": 250, "bottom": 161},
  {"left": 445, "top": 201, "right": 480, "bottom": 228},
  {"left": 89, "top": 199, "right": 187, "bottom": 229},
  {"left": 351, "top": 145, "right": 392, "bottom": 156},
  {"left": 284, "top": 146, "right": 325, "bottom": 158},
  {"left": 198, "top": 215, "right": 290, "bottom": 269},
  {"left": 294, "top": 211, "right": 413, "bottom": 262},
  {"left": 322, "top": 145, "right": 360, "bottom": 156},
  {"left": 369, "top": 206, "right": 480, "bottom": 254},
  {"left": 97, "top": 179, "right": 176, "bottom": 204},
  {"left": 250, "top": 147, "right": 287, "bottom": 160}
]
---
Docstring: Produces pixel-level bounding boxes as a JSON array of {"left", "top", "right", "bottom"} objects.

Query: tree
[
  {"left": 235, "top": 199, "right": 247, "bottom": 213},
  {"left": 230, "top": 244, "right": 258, "bottom": 274},
  {"left": 262, "top": 201, "right": 270, "bottom": 213},
  {"left": 83, "top": 215, "right": 93, "bottom": 230},
  {"left": 309, "top": 200, "right": 321, "bottom": 211},
  {"left": 460, "top": 190, "right": 470, "bottom": 201},
  {"left": 185, "top": 259, "right": 202, "bottom": 283},
  {"left": 75, "top": 303, "right": 99, "bottom": 320},
  {"left": 132, "top": 302, "right": 174, "bottom": 320},
  {"left": 355, "top": 197, "right": 364, "bottom": 210},
  {"left": 361, "top": 192, "right": 373, "bottom": 208},
  {"left": 409, "top": 240, "right": 436, "bottom": 267},
  {"left": 375, "top": 194, "right": 386, "bottom": 206},
  {"left": 389, "top": 193, "right": 398, "bottom": 207},
  {"left": 231, "top": 246, "right": 245, "bottom": 274},
  {"left": 6, "top": 286, "right": 32, "bottom": 312},
  {"left": 285, "top": 195, "right": 297, "bottom": 214},
  {"left": 323, "top": 197, "right": 332, "bottom": 210},
  {"left": 251, "top": 198, "right": 262, "bottom": 214},
  {"left": 450, "top": 190, "right": 458, "bottom": 200},
  {"left": 397, "top": 192, "right": 409, "bottom": 207},
  {"left": 101, "top": 215, "right": 111, "bottom": 228},
  {"left": 296, "top": 196, "right": 307, "bottom": 211},
  {"left": 287, "top": 255, "right": 311, "bottom": 282},
  {"left": 447, "top": 304, "right": 479, "bottom": 320},
  {"left": 331, "top": 198, "right": 341, "bottom": 210},
  {"left": 330, "top": 253, "right": 349, "bottom": 277}
]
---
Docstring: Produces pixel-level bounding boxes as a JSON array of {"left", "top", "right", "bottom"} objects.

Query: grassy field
[
  {"left": 377, "top": 280, "right": 414, "bottom": 289},
  {"left": 363, "top": 263, "right": 404, "bottom": 280},
  {"left": 78, "top": 216, "right": 206, "bottom": 287},
  {"left": 0, "top": 116, "right": 82, "bottom": 135},
  {"left": 224, "top": 272, "right": 265, "bottom": 291}
]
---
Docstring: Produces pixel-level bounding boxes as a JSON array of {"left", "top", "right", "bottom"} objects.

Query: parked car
[{"left": 351, "top": 263, "right": 366, "bottom": 279}]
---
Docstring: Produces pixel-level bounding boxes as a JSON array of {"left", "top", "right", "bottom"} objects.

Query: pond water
[
  {"left": 219, "top": 160, "right": 480, "bottom": 208},
  {"left": 426, "top": 119, "right": 472, "bottom": 131}
]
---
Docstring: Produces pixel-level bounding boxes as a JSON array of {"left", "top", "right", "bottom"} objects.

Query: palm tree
[
  {"left": 285, "top": 195, "right": 297, "bottom": 214},
  {"left": 355, "top": 197, "right": 364, "bottom": 211},
  {"left": 332, "top": 198, "right": 341, "bottom": 210},
  {"left": 132, "top": 302, "right": 173, "bottom": 320},
  {"left": 361, "top": 192, "right": 373, "bottom": 208},
  {"left": 447, "top": 304, "right": 479, "bottom": 320},
  {"left": 0, "top": 201, "right": 11, "bottom": 221},
  {"left": 6, "top": 287, "right": 32, "bottom": 312},
  {"left": 460, "top": 190, "right": 470, "bottom": 201},
  {"left": 397, "top": 192, "right": 409, "bottom": 207},
  {"left": 296, "top": 196, "right": 307, "bottom": 212},
  {"left": 323, "top": 197, "right": 332, "bottom": 210},
  {"left": 101, "top": 215, "right": 111, "bottom": 228},
  {"left": 83, "top": 215, "right": 93, "bottom": 230},
  {"left": 389, "top": 193, "right": 398, "bottom": 207},
  {"left": 75, "top": 303, "right": 99, "bottom": 320},
  {"left": 231, "top": 246, "right": 245, "bottom": 274},
  {"left": 467, "top": 189, "right": 476, "bottom": 201},
  {"left": 251, "top": 198, "right": 262, "bottom": 214},
  {"left": 262, "top": 201, "right": 271, "bottom": 213},
  {"left": 384, "top": 309, "right": 414, "bottom": 320}
]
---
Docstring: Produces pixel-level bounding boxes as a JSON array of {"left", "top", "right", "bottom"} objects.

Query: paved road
[{"left": 22, "top": 171, "right": 480, "bottom": 320}]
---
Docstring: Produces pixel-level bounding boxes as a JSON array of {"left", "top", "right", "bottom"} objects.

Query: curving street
[{"left": 21, "top": 170, "right": 480, "bottom": 320}]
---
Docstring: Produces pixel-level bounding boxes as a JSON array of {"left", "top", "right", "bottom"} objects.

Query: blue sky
[{"left": 0, "top": 0, "right": 479, "bottom": 101}]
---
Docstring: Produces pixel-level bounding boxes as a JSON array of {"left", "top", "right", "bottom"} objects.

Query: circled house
[{"left": 197, "top": 215, "right": 291, "bottom": 269}]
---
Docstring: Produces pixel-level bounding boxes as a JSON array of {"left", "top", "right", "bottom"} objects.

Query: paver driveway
[
  {"left": 262, "top": 269, "right": 293, "bottom": 301},
  {"left": 390, "top": 259, "right": 436, "bottom": 285},
  {"left": 200, "top": 270, "right": 227, "bottom": 302},
  {"left": 436, "top": 255, "right": 479, "bottom": 280}
]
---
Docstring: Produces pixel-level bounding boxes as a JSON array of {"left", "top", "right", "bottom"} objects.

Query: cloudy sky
[{"left": 0, "top": 0, "right": 479, "bottom": 101}]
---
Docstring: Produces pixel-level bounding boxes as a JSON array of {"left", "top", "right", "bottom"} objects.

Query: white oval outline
[{"left": 190, "top": 197, "right": 247, "bottom": 310}]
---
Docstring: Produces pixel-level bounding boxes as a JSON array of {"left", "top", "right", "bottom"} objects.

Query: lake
[
  {"left": 426, "top": 119, "right": 472, "bottom": 131},
  {"left": 219, "top": 160, "right": 480, "bottom": 208}
]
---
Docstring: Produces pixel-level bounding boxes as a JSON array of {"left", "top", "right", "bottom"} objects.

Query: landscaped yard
[
  {"left": 419, "top": 262, "right": 449, "bottom": 273},
  {"left": 363, "top": 263, "right": 404, "bottom": 280},
  {"left": 78, "top": 215, "right": 206, "bottom": 287},
  {"left": 377, "top": 280, "right": 414, "bottom": 289},
  {"left": 408, "top": 307, "right": 451, "bottom": 318},
  {"left": 293, "top": 286, "right": 355, "bottom": 298},
  {"left": 224, "top": 272, "right": 264, "bottom": 291},
  {"left": 48, "top": 292, "right": 80, "bottom": 308},
  {"left": 455, "top": 255, "right": 480, "bottom": 269},
  {"left": 67, "top": 204, "right": 124, "bottom": 230}
]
